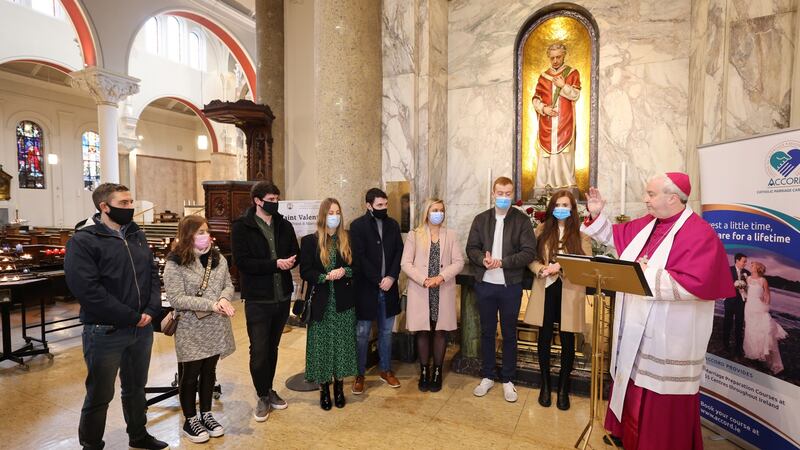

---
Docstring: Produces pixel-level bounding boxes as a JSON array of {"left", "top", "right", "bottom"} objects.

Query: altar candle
[
  {"left": 487, "top": 168, "right": 493, "bottom": 206},
  {"left": 620, "top": 162, "right": 627, "bottom": 215}
]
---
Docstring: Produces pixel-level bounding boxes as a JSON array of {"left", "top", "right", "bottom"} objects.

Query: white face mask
[
  {"left": 429, "top": 211, "right": 445, "bottom": 225},
  {"left": 326, "top": 214, "right": 341, "bottom": 229}
]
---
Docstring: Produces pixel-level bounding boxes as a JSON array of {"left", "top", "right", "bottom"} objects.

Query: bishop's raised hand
[{"left": 586, "top": 187, "right": 605, "bottom": 218}]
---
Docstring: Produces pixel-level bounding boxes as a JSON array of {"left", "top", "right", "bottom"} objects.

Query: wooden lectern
[{"left": 556, "top": 254, "right": 652, "bottom": 450}]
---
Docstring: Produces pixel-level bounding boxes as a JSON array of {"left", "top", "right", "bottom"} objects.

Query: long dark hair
[
  {"left": 169, "top": 215, "right": 218, "bottom": 267},
  {"left": 536, "top": 190, "right": 584, "bottom": 263}
]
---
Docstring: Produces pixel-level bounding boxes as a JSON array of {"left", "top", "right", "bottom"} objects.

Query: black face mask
[
  {"left": 106, "top": 205, "right": 134, "bottom": 226},
  {"left": 371, "top": 208, "right": 388, "bottom": 220},
  {"left": 260, "top": 200, "right": 279, "bottom": 216}
]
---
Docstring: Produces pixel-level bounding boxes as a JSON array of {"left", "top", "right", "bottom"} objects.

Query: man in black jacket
[
  {"left": 723, "top": 252, "right": 750, "bottom": 357},
  {"left": 466, "top": 176, "right": 536, "bottom": 403},
  {"left": 65, "top": 183, "right": 166, "bottom": 450},
  {"left": 231, "top": 181, "right": 299, "bottom": 422},
  {"left": 350, "top": 188, "right": 404, "bottom": 393}
]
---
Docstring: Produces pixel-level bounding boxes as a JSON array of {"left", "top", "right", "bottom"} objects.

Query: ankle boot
[
  {"left": 557, "top": 369, "right": 571, "bottom": 411},
  {"left": 418, "top": 364, "right": 430, "bottom": 392},
  {"left": 319, "top": 382, "right": 332, "bottom": 411},
  {"left": 537, "top": 357, "right": 552, "bottom": 407},
  {"left": 333, "top": 379, "right": 346, "bottom": 408},
  {"left": 430, "top": 365, "right": 443, "bottom": 392}
]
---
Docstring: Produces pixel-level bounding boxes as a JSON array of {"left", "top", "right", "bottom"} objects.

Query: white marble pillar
[{"left": 69, "top": 67, "right": 140, "bottom": 184}]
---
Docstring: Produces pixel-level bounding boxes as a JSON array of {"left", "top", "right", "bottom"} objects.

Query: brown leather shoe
[
  {"left": 352, "top": 375, "right": 365, "bottom": 394},
  {"left": 380, "top": 371, "right": 401, "bottom": 388}
]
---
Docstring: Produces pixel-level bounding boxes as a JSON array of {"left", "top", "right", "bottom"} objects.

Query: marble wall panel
[
  {"left": 383, "top": 73, "right": 416, "bottom": 182},
  {"left": 383, "top": 0, "right": 416, "bottom": 77},
  {"left": 729, "top": 0, "right": 794, "bottom": 20},
  {"left": 447, "top": 81, "right": 514, "bottom": 239},
  {"left": 726, "top": 12, "right": 795, "bottom": 139}
]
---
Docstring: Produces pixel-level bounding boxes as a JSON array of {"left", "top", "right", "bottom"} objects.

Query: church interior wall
[{"left": 0, "top": 1, "right": 82, "bottom": 70}]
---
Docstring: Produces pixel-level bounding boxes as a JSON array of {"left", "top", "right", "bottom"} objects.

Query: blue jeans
[
  {"left": 78, "top": 324, "right": 153, "bottom": 450},
  {"left": 356, "top": 291, "right": 395, "bottom": 374},
  {"left": 474, "top": 281, "right": 522, "bottom": 383}
]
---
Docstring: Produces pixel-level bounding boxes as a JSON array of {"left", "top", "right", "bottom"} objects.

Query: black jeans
[
  {"left": 475, "top": 281, "right": 523, "bottom": 383},
  {"left": 245, "top": 300, "right": 290, "bottom": 397},
  {"left": 178, "top": 354, "right": 220, "bottom": 417},
  {"left": 79, "top": 324, "right": 153, "bottom": 450},
  {"left": 538, "top": 279, "right": 575, "bottom": 375},
  {"left": 722, "top": 297, "right": 745, "bottom": 355}
]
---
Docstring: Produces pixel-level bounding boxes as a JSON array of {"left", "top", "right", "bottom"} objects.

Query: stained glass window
[
  {"left": 16, "top": 121, "right": 45, "bottom": 189},
  {"left": 82, "top": 131, "right": 101, "bottom": 191}
]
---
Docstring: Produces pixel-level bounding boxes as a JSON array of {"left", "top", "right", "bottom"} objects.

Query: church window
[
  {"left": 144, "top": 17, "right": 159, "bottom": 54},
  {"left": 82, "top": 131, "right": 101, "bottom": 191},
  {"left": 167, "top": 16, "right": 181, "bottom": 62},
  {"left": 16, "top": 121, "right": 45, "bottom": 189}
]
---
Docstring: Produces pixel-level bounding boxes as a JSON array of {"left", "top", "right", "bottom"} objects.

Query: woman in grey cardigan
[{"left": 164, "top": 216, "right": 236, "bottom": 444}]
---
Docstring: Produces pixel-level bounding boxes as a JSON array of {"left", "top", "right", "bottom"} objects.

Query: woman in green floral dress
[{"left": 299, "top": 198, "right": 358, "bottom": 410}]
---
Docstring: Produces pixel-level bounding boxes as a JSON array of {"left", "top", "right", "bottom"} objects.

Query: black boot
[
  {"left": 418, "top": 364, "right": 430, "bottom": 392},
  {"left": 538, "top": 358, "right": 552, "bottom": 407},
  {"left": 429, "top": 365, "right": 443, "bottom": 392},
  {"left": 319, "top": 382, "right": 332, "bottom": 411},
  {"left": 557, "top": 369, "right": 571, "bottom": 411},
  {"left": 333, "top": 379, "right": 346, "bottom": 408}
]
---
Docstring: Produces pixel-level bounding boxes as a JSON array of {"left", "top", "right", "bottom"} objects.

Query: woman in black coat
[{"left": 299, "top": 198, "right": 357, "bottom": 410}]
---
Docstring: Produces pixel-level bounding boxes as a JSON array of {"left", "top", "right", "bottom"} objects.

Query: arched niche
[{"left": 514, "top": 3, "right": 599, "bottom": 201}]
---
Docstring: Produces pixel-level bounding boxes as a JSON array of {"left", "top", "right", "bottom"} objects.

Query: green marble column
[{"left": 459, "top": 281, "right": 481, "bottom": 359}]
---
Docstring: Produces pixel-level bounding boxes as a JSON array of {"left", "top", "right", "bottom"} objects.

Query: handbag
[
  {"left": 292, "top": 281, "right": 315, "bottom": 325},
  {"left": 161, "top": 254, "right": 215, "bottom": 336}
]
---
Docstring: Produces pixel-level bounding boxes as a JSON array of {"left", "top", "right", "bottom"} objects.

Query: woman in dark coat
[{"left": 299, "top": 198, "right": 357, "bottom": 410}]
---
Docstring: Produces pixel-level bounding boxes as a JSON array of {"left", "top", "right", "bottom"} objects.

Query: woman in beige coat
[
  {"left": 524, "top": 190, "right": 591, "bottom": 411},
  {"left": 401, "top": 199, "right": 464, "bottom": 392}
]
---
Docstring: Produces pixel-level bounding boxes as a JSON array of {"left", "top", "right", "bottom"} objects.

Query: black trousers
[
  {"left": 245, "top": 300, "right": 290, "bottom": 397},
  {"left": 722, "top": 297, "right": 745, "bottom": 355},
  {"left": 178, "top": 354, "right": 220, "bottom": 417},
  {"left": 538, "top": 279, "right": 575, "bottom": 375},
  {"left": 475, "top": 281, "right": 523, "bottom": 383}
]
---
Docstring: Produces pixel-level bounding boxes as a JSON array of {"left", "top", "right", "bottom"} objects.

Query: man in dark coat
[
  {"left": 65, "top": 183, "right": 167, "bottom": 450},
  {"left": 723, "top": 252, "right": 750, "bottom": 357},
  {"left": 231, "top": 182, "right": 299, "bottom": 422},
  {"left": 350, "top": 188, "right": 404, "bottom": 394}
]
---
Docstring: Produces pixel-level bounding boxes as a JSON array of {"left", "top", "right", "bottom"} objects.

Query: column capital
[{"left": 69, "top": 67, "right": 141, "bottom": 106}]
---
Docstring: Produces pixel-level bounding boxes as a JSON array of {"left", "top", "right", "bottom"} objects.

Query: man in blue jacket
[
  {"left": 65, "top": 183, "right": 166, "bottom": 450},
  {"left": 350, "top": 188, "right": 404, "bottom": 393}
]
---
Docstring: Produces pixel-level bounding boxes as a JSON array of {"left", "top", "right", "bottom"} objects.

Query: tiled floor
[{"left": 1, "top": 300, "right": 741, "bottom": 449}]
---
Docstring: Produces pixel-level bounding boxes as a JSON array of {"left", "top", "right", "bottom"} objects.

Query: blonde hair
[
  {"left": 315, "top": 198, "right": 352, "bottom": 267},
  {"left": 752, "top": 262, "right": 766, "bottom": 276},
  {"left": 415, "top": 198, "right": 445, "bottom": 236}
]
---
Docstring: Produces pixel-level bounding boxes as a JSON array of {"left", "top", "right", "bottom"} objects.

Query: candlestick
[{"left": 620, "top": 162, "right": 627, "bottom": 215}]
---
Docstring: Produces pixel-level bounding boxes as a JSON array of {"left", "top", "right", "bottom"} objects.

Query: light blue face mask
[
  {"left": 326, "top": 214, "right": 341, "bottom": 229},
  {"left": 553, "top": 207, "right": 571, "bottom": 220},
  {"left": 495, "top": 197, "right": 512, "bottom": 210},
  {"left": 429, "top": 211, "right": 445, "bottom": 225}
]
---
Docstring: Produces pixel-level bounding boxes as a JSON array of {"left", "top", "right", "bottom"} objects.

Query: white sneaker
[
  {"left": 503, "top": 381, "right": 518, "bottom": 402},
  {"left": 473, "top": 378, "right": 495, "bottom": 397}
]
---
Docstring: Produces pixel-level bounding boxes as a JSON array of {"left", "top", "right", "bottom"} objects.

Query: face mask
[
  {"left": 553, "top": 207, "right": 571, "bottom": 220},
  {"left": 106, "top": 205, "right": 134, "bottom": 226},
  {"left": 495, "top": 197, "right": 511, "bottom": 210},
  {"left": 194, "top": 234, "right": 212, "bottom": 250},
  {"left": 371, "top": 208, "right": 388, "bottom": 220},
  {"left": 326, "top": 214, "right": 341, "bottom": 229},
  {"left": 260, "top": 200, "right": 279, "bottom": 215},
  {"left": 429, "top": 211, "right": 445, "bottom": 225}
]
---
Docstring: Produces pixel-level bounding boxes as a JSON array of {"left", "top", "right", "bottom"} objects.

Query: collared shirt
[{"left": 254, "top": 214, "right": 286, "bottom": 302}]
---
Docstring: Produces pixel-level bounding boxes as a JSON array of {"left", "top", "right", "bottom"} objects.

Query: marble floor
[{"left": 1, "top": 300, "right": 741, "bottom": 449}]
